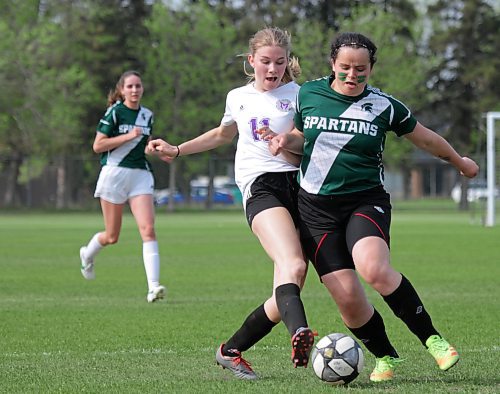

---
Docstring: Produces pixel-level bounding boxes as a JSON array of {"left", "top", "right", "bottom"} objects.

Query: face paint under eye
[
  {"left": 337, "top": 72, "right": 347, "bottom": 81},
  {"left": 357, "top": 75, "right": 366, "bottom": 83}
]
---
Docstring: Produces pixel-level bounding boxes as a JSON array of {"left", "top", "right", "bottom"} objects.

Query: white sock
[
  {"left": 143, "top": 240, "right": 160, "bottom": 291},
  {"left": 84, "top": 233, "right": 103, "bottom": 260}
]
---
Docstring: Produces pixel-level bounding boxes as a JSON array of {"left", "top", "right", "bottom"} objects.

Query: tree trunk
[
  {"left": 206, "top": 155, "right": 215, "bottom": 210},
  {"left": 3, "top": 155, "right": 22, "bottom": 207},
  {"left": 402, "top": 166, "right": 412, "bottom": 200},
  {"left": 458, "top": 177, "right": 470, "bottom": 211},
  {"left": 55, "top": 157, "right": 67, "bottom": 209}
]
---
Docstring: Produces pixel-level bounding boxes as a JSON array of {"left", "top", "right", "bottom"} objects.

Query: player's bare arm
[
  {"left": 146, "top": 139, "right": 176, "bottom": 163},
  {"left": 272, "top": 128, "right": 305, "bottom": 155},
  {"left": 261, "top": 133, "right": 300, "bottom": 166},
  {"left": 176, "top": 123, "right": 238, "bottom": 156},
  {"left": 257, "top": 127, "right": 305, "bottom": 157},
  {"left": 147, "top": 139, "right": 177, "bottom": 157},
  {"left": 147, "top": 123, "right": 238, "bottom": 160},
  {"left": 279, "top": 150, "right": 302, "bottom": 167},
  {"left": 93, "top": 127, "right": 143, "bottom": 154},
  {"left": 405, "top": 122, "right": 479, "bottom": 178}
]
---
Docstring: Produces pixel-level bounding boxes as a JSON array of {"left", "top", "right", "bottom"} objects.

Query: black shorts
[
  {"left": 245, "top": 171, "right": 300, "bottom": 227},
  {"left": 298, "top": 186, "right": 391, "bottom": 276}
]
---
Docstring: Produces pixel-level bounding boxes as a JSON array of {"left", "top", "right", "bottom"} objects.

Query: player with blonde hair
[{"left": 148, "top": 27, "right": 314, "bottom": 379}]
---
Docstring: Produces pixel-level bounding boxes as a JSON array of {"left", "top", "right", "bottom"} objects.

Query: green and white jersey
[
  {"left": 295, "top": 75, "right": 417, "bottom": 195},
  {"left": 96, "top": 101, "right": 154, "bottom": 170}
]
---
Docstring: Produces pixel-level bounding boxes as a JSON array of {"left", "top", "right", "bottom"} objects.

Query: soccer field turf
[{"left": 0, "top": 210, "right": 499, "bottom": 393}]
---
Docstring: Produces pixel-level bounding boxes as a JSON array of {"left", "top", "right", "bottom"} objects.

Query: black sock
[
  {"left": 383, "top": 275, "right": 439, "bottom": 346},
  {"left": 223, "top": 303, "right": 278, "bottom": 355},
  {"left": 347, "top": 308, "right": 399, "bottom": 358},
  {"left": 275, "top": 283, "right": 308, "bottom": 335}
]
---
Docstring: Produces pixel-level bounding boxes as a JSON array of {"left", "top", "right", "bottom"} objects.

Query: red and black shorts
[
  {"left": 245, "top": 171, "right": 300, "bottom": 228},
  {"left": 298, "top": 186, "right": 391, "bottom": 277}
]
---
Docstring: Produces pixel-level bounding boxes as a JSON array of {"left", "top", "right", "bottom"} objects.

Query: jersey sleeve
[
  {"left": 96, "top": 106, "right": 117, "bottom": 136},
  {"left": 221, "top": 91, "right": 236, "bottom": 126},
  {"left": 146, "top": 109, "right": 154, "bottom": 136},
  {"left": 390, "top": 98, "right": 417, "bottom": 137},
  {"left": 293, "top": 87, "right": 305, "bottom": 131}
]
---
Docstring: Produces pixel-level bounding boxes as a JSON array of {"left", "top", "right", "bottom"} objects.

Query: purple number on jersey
[{"left": 249, "top": 117, "right": 270, "bottom": 141}]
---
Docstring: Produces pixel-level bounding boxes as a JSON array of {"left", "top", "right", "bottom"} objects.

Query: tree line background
[{"left": 0, "top": 0, "right": 499, "bottom": 209}]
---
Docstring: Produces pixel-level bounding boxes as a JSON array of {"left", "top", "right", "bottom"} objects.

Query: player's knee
[
  {"left": 338, "top": 294, "right": 372, "bottom": 326},
  {"left": 139, "top": 224, "right": 155, "bottom": 240},
  {"left": 335, "top": 288, "right": 368, "bottom": 313},
  {"left": 102, "top": 234, "right": 119, "bottom": 245},
  {"left": 359, "top": 263, "right": 394, "bottom": 291},
  {"left": 361, "top": 269, "right": 378, "bottom": 287},
  {"left": 288, "top": 258, "right": 307, "bottom": 280},
  {"left": 362, "top": 271, "right": 384, "bottom": 289},
  {"left": 275, "top": 258, "right": 307, "bottom": 285}
]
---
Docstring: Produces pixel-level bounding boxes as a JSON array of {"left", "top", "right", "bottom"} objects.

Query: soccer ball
[{"left": 311, "top": 333, "right": 364, "bottom": 385}]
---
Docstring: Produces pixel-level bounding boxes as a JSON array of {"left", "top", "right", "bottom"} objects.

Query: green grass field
[{"left": 1, "top": 209, "right": 499, "bottom": 393}]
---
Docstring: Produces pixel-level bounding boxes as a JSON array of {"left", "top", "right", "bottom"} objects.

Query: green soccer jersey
[
  {"left": 294, "top": 75, "right": 417, "bottom": 195},
  {"left": 96, "top": 101, "right": 154, "bottom": 170}
]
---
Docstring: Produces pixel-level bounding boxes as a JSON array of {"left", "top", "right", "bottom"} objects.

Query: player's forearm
[
  {"left": 281, "top": 129, "right": 305, "bottom": 155},
  {"left": 177, "top": 127, "right": 233, "bottom": 156},
  {"left": 406, "top": 123, "right": 478, "bottom": 177},
  {"left": 410, "top": 126, "right": 462, "bottom": 166},
  {"left": 93, "top": 133, "right": 137, "bottom": 153},
  {"left": 279, "top": 150, "right": 302, "bottom": 167}
]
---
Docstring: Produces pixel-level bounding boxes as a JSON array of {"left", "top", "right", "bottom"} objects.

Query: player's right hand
[
  {"left": 460, "top": 157, "right": 479, "bottom": 178},
  {"left": 257, "top": 126, "right": 277, "bottom": 141}
]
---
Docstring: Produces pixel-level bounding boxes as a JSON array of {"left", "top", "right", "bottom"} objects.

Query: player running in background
[
  {"left": 263, "top": 31, "right": 479, "bottom": 381},
  {"left": 79, "top": 70, "right": 166, "bottom": 303},
  {"left": 147, "top": 27, "right": 315, "bottom": 379}
]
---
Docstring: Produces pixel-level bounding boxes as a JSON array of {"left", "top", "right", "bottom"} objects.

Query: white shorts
[{"left": 94, "top": 166, "right": 154, "bottom": 204}]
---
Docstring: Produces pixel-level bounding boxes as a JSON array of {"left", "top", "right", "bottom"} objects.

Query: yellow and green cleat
[
  {"left": 369, "top": 355, "right": 403, "bottom": 382},
  {"left": 426, "top": 335, "right": 459, "bottom": 371}
]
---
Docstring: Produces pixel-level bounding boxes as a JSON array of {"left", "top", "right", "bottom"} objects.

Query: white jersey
[{"left": 221, "top": 81, "right": 300, "bottom": 200}]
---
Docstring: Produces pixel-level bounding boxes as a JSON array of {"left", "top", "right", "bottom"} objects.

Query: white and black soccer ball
[{"left": 311, "top": 333, "right": 364, "bottom": 385}]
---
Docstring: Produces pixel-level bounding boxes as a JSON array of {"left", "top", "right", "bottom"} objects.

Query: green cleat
[
  {"left": 426, "top": 335, "right": 459, "bottom": 371},
  {"left": 369, "top": 356, "right": 403, "bottom": 382}
]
